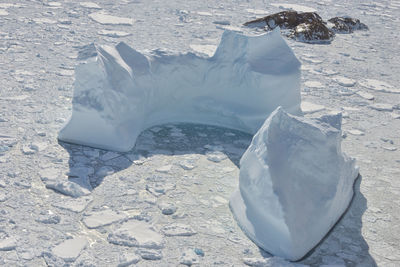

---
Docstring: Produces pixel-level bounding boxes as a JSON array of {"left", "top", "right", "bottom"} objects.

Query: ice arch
[{"left": 58, "top": 29, "right": 301, "bottom": 152}]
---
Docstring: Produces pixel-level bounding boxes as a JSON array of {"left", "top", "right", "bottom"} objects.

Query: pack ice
[
  {"left": 58, "top": 29, "right": 301, "bottom": 151},
  {"left": 230, "top": 107, "right": 359, "bottom": 261}
]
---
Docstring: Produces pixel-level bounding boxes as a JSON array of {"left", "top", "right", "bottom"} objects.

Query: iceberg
[
  {"left": 58, "top": 29, "right": 301, "bottom": 152},
  {"left": 229, "top": 107, "right": 359, "bottom": 261}
]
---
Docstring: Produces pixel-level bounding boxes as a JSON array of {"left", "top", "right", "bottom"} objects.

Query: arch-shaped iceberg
[{"left": 58, "top": 29, "right": 301, "bottom": 151}]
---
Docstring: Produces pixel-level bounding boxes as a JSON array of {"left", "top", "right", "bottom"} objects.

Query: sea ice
[
  {"left": 98, "top": 30, "right": 132, "bottom": 38},
  {"left": 82, "top": 209, "right": 127, "bottom": 228},
  {"left": 89, "top": 12, "right": 134, "bottom": 25},
  {"left": 230, "top": 107, "right": 359, "bottom": 261},
  {"left": 359, "top": 79, "right": 400, "bottom": 94},
  {"left": 271, "top": 3, "right": 317, "bottom": 13},
  {"left": 108, "top": 220, "right": 164, "bottom": 249},
  {"left": 59, "top": 29, "right": 301, "bottom": 152},
  {"left": 52, "top": 237, "right": 87, "bottom": 262}
]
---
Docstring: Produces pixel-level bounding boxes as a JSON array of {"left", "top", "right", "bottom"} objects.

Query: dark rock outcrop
[
  {"left": 244, "top": 11, "right": 324, "bottom": 30},
  {"left": 244, "top": 11, "right": 368, "bottom": 44},
  {"left": 328, "top": 17, "right": 369, "bottom": 33},
  {"left": 244, "top": 11, "right": 333, "bottom": 43},
  {"left": 289, "top": 22, "right": 334, "bottom": 43}
]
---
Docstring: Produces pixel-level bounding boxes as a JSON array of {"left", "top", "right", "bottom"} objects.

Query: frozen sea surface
[{"left": 0, "top": 0, "right": 399, "bottom": 266}]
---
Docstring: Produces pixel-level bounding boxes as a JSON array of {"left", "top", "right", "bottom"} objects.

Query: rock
[
  {"left": 82, "top": 209, "right": 127, "bottom": 229},
  {"left": 162, "top": 223, "right": 196, "bottom": 236},
  {"left": 328, "top": 17, "right": 368, "bottom": 33},
  {"left": 51, "top": 237, "right": 87, "bottom": 262},
  {"left": 289, "top": 21, "right": 334, "bottom": 43},
  {"left": 230, "top": 107, "right": 359, "bottom": 261},
  {"left": 108, "top": 220, "right": 164, "bottom": 249},
  {"left": 244, "top": 11, "right": 324, "bottom": 30}
]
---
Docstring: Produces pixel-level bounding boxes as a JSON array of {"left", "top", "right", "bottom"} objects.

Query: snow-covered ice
[
  {"left": 51, "top": 237, "right": 87, "bottom": 262},
  {"left": 82, "top": 209, "right": 127, "bottom": 228},
  {"left": 230, "top": 107, "right": 359, "bottom": 260},
  {"left": 271, "top": 3, "right": 317, "bottom": 13},
  {"left": 359, "top": 79, "right": 400, "bottom": 94},
  {"left": 88, "top": 12, "right": 134, "bottom": 25},
  {"left": 59, "top": 29, "right": 301, "bottom": 152},
  {"left": 108, "top": 220, "right": 164, "bottom": 248}
]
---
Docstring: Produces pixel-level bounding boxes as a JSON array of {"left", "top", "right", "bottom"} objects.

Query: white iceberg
[
  {"left": 58, "top": 29, "right": 301, "bottom": 152},
  {"left": 230, "top": 107, "right": 359, "bottom": 261}
]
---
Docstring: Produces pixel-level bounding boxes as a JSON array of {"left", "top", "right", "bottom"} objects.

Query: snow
[
  {"left": 0, "top": 9, "right": 8, "bottom": 16},
  {"left": 333, "top": 76, "right": 356, "bottom": 87},
  {"left": 80, "top": 2, "right": 102, "bottom": 9},
  {"left": 230, "top": 107, "right": 359, "bottom": 260},
  {"left": 88, "top": 12, "right": 134, "bottom": 25},
  {"left": 82, "top": 209, "right": 127, "bottom": 228},
  {"left": 271, "top": 3, "right": 317, "bottom": 13},
  {"left": 359, "top": 79, "right": 400, "bottom": 94},
  {"left": 0, "top": 238, "right": 16, "bottom": 251},
  {"left": 108, "top": 220, "right": 164, "bottom": 248},
  {"left": 161, "top": 223, "right": 196, "bottom": 236},
  {"left": 301, "top": 101, "right": 326, "bottom": 114},
  {"left": 52, "top": 237, "right": 87, "bottom": 262},
  {"left": 97, "top": 29, "right": 132, "bottom": 38},
  {"left": 59, "top": 29, "right": 301, "bottom": 152}
]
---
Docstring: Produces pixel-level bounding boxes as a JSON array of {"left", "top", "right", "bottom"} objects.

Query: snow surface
[
  {"left": 1, "top": 0, "right": 399, "bottom": 266},
  {"left": 59, "top": 29, "right": 301, "bottom": 152},
  {"left": 230, "top": 107, "right": 359, "bottom": 260}
]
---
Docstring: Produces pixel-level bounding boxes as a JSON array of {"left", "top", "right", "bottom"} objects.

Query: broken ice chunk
[{"left": 230, "top": 107, "right": 359, "bottom": 261}]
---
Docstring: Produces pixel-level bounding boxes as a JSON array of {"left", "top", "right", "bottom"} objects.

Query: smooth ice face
[
  {"left": 58, "top": 29, "right": 301, "bottom": 152},
  {"left": 230, "top": 107, "right": 359, "bottom": 261}
]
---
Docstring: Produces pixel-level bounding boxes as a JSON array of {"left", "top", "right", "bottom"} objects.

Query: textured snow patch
[
  {"left": 356, "top": 91, "right": 374, "bottom": 100},
  {"left": 189, "top": 44, "right": 217, "bottom": 57},
  {"left": 304, "top": 80, "right": 324, "bottom": 88},
  {"left": 230, "top": 107, "right": 358, "bottom": 260},
  {"left": 82, "top": 209, "right": 127, "bottom": 228},
  {"left": 44, "top": 180, "right": 90, "bottom": 198},
  {"left": 359, "top": 79, "right": 400, "bottom": 93},
  {"left": 89, "top": 12, "right": 134, "bottom": 25},
  {"left": 59, "top": 29, "right": 301, "bottom": 152},
  {"left": 80, "top": 2, "right": 102, "bottom": 9},
  {"left": 271, "top": 3, "right": 317, "bottom": 12},
  {"left": 301, "top": 101, "right": 325, "bottom": 114},
  {"left": 108, "top": 220, "right": 164, "bottom": 248},
  {"left": 369, "top": 103, "right": 393, "bottom": 112},
  {"left": 0, "top": 237, "right": 16, "bottom": 251},
  {"left": 0, "top": 9, "right": 8, "bottom": 16},
  {"left": 162, "top": 223, "right": 196, "bottom": 236},
  {"left": 333, "top": 76, "right": 356, "bottom": 87},
  {"left": 98, "top": 30, "right": 132, "bottom": 38},
  {"left": 52, "top": 237, "right": 87, "bottom": 262},
  {"left": 52, "top": 196, "right": 93, "bottom": 213}
]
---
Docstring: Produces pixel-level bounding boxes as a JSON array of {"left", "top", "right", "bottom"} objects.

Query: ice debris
[
  {"left": 58, "top": 29, "right": 301, "bottom": 152},
  {"left": 51, "top": 237, "right": 87, "bottom": 262},
  {"left": 108, "top": 220, "right": 164, "bottom": 249},
  {"left": 230, "top": 107, "right": 359, "bottom": 260}
]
